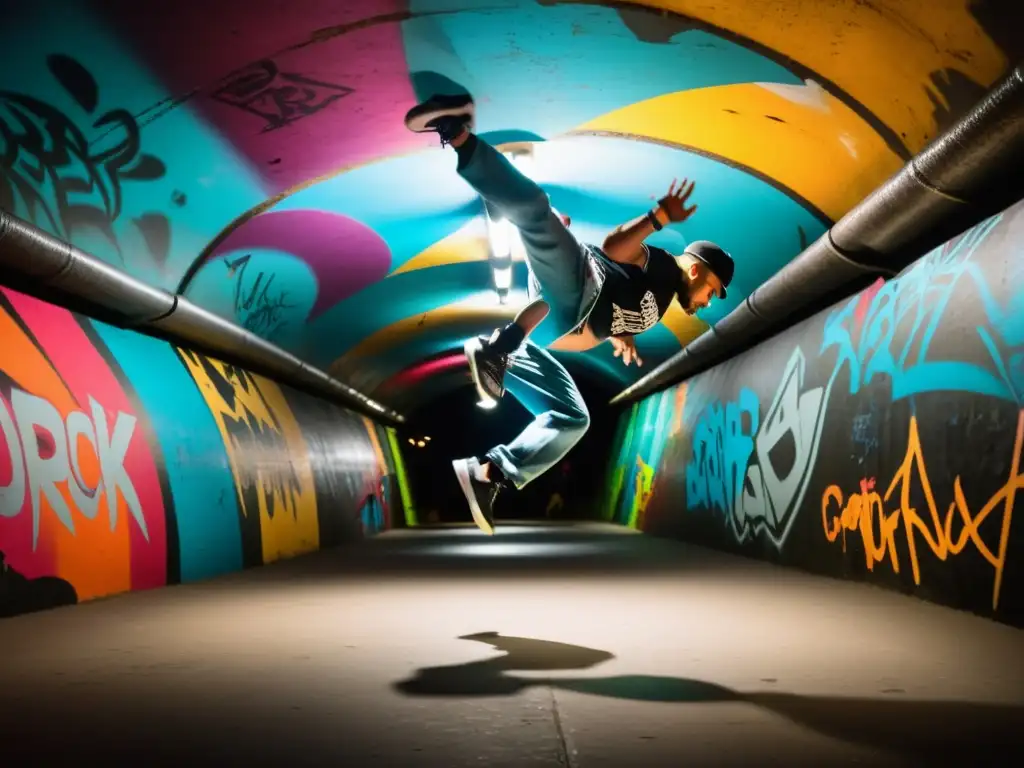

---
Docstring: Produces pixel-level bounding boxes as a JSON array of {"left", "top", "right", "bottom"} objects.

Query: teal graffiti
[
  {"left": 684, "top": 348, "right": 828, "bottom": 548},
  {"left": 685, "top": 387, "right": 760, "bottom": 516},
  {"left": 822, "top": 212, "right": 1023, "bottom": 404}
]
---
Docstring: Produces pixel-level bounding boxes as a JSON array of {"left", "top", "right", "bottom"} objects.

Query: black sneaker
[
  {"left": 452, "top": 457, "right": 505, "bottom": 535},
  {"left": 465, "top": 329, "right": 509, "bottom": 409},
  {"left": 404, "top": 94, "right": 475, "bottom": 146}
]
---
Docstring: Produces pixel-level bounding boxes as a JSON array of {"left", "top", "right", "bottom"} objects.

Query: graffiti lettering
[
  {"left": 0, "top": 54, "right": 171, "bottom": 264},
  {"left": 740, "top": 347, "right": 828, "bottom": 545},
  {"left": 210, "top": 59, "right": 354, "bottom": 132},
  {"left": 0, "top": 387, "right": 147, "bottom": 548},
  {"left": 687, "top": 348, "right": 827, "bottom": 547},
  {"left": 686, "top": 387, "right": 759, "bottom": 516},
  {"left": 821, "top": 411, "right": 1023, "bottom": 611},
  {"left": 225, "top": 254, "right": 294, "bottom": 338},
  {"left": 176, "top": 349, "right": 303, "bottom": 523},
  {"left": 822, "top": 213, "right": 1022, "bottom": 403}
]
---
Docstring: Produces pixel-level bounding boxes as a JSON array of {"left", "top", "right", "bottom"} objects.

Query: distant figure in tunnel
[{"left": 404, "top": 94, "right": 735, "bottom": 535}]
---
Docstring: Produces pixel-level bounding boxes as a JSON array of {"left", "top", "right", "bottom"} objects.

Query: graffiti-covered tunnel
[{"left": 2, "top": 1, "right": 1024, "bottom": 765}]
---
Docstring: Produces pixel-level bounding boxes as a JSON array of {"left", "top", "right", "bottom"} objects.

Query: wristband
[{"left": 647, "top": 208, "right": 663, "bottom": 231}]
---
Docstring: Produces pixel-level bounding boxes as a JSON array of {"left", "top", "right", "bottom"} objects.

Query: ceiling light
[
  {"left": 488, "top": 215, "right": 511, "bottom": 259},
  {"left": 506, "top": 151, "right": 534, "bottom": 178},
  {"left": 492, "top": 265, "right": 512, "bottom": 290}
]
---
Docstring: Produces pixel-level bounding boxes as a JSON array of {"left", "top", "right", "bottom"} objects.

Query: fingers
[
  {"left": 612, "top": 340, "right": 628, "bottom": 365},
  {"left": 665, "top": 178, "right": 697, "bottom": 201},
  {"left": 611, "top": 337, "right": 642, "bottom": 367}
]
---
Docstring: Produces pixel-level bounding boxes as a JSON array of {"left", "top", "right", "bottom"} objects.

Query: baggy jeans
[{"left": 457, "top": 136, "right": 604, "bottom": 489}]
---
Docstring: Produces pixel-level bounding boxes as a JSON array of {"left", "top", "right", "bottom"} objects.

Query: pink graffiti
[
  {"left": 853, "top": 277, "right": 885, "bottom": 332},
  {"left": 208, "top": 209, "right": 392, "bottom": 318},
  {"left": 98, "top": 0, "right": 428, "bottom": 192}
]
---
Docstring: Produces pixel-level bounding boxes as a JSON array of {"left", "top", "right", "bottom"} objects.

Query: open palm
[{"left": 658, "top": 178, "right": 697, "bottom": 223}]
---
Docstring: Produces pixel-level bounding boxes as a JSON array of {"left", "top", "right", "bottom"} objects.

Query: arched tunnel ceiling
[{"left": 2, "top": 0, "right": 1020, "bottom": 415}]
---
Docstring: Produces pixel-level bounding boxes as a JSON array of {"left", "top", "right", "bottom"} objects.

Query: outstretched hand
[
  {"left": 657, "top": 178, "right": 698, "bottom": 223},
  {"left": 610, "top": 335, "right": 642, "bottom": 367}
]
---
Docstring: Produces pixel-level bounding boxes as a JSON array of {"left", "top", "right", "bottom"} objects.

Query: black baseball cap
[{"left": 683, "top": 240, "right": 734, "bottom": 299}]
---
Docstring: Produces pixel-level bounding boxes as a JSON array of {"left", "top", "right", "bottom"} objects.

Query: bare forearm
[{"left": 602, "top": 206, "right": 669, "bottom": 264}]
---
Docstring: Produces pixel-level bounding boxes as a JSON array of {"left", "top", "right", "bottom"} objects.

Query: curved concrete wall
[
  {"left": 0, "top": 287, "right": 413, "bottom": 619},
  {"left": 2, "top": 1, "right": 1020, "bottom": 411},
  {"left": 603, "top": 197, "right": 1024, "bottom": 626}
]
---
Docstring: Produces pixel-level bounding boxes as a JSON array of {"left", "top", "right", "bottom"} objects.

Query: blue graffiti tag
[
  {"left": 821, "top": 213, "right": 1023, "bottom": 404},
  {"left": 685, "top": 388, "right": 760, "bottom": 516}
]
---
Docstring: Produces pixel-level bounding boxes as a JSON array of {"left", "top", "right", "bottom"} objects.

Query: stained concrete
[{"left": 1, "top": 522, "right": 1022, "bottom": 767}]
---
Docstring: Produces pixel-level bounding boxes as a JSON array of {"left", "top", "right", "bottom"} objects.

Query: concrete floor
[{"left": 1, "top": 522, "right": 1022, "bottom": 767}]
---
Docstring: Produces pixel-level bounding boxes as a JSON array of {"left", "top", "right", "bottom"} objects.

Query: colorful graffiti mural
[
  {"left": 604, "top": 198, "right": 1024, "bottom": 625},
  {"left": 0, "top": 289, "right": 168, "bottom": 608},
  {"left": 176, "top": 351, "right": 320, "bottom": 565},
  {"left": 0, "top": 288, "right": 411, "bottom": 619},
  {"left": 2, "top": 0, "right": 1019, "bottom": 411}
]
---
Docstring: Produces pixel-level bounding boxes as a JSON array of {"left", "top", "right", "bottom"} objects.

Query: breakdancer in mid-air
[{"left": 405, "top": 93, "right": 735, "bottom": 534}]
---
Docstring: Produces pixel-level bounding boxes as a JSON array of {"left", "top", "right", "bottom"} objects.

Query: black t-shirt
[{"left": 587, "top": 245, "right": 682, "bottom": 340}]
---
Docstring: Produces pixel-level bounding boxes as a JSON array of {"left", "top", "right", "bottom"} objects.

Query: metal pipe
[
  {"left": 0, "top": 209, "right": 404, "bottom": 426},
  {"left": 611, "top": 62, "right": 1024, "bottom": 406}
]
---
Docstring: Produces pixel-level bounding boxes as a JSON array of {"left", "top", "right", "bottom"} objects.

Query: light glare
[{"left": 493, "top": 265, "right": 512, "bottom": 290}]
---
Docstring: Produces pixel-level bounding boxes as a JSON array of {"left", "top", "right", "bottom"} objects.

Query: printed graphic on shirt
[{"left": 610, "top": 291, "right": 660, "bottom": 335}]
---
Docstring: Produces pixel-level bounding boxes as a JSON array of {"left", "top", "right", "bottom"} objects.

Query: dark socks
[
  {"left": 476, "top": 457, "right": 508, "bottom": 486},
  {"left": 490, "top": 321, "right": 526, "bottom": 354}
]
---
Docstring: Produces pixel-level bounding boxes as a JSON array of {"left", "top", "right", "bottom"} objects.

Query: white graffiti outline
[
  {"left": 734, "top": 347, "right": 829, "bottom": 548},
  {"left": 686, "top": 347, "right": 830, "bottom": 549},
  {"left": 0, "top": 388, "right": 148, "bottom": 548}
]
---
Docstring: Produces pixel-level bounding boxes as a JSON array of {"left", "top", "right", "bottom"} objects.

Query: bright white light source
[
  {"left": 493, "top": 265, "right": 512, "bottom": 290},
  {"left": 476, "top": 398, "right": 498, "bottom": 410},
  {"left": 506, "top": 151, "right": 534, "bottom": 179},
  {"left": 488, "top": 216, "right": 512, "bottom": 258}
]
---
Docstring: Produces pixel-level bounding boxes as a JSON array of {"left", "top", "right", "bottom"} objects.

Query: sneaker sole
[
  {"left": 453, "top": 460, "right": 494, "bottom": 535},
  {"left": 464, "top": 337, "right": 500, "bottom": 408},
  {"left": 405, "top": 98, "right": 475, "bottom": 132}
]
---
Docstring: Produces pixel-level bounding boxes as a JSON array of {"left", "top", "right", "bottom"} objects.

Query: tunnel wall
[
  {"left": 603, "top": 198, "right": 1024, "bottom": 626},
  {"left": 0, "top": 287, "right": 413, "bottom": 619}
]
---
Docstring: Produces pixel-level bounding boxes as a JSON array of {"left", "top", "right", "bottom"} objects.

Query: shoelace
[
  {"left": 435, "top": 122, "right": 461, "bottom": 148},
  {"left": 489, "top": 481, "right": 507, "bottom": 506}
]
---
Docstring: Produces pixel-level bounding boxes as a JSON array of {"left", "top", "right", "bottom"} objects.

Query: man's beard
[{"left": 678, "top": 292, "right": 697, "bottom": 314}]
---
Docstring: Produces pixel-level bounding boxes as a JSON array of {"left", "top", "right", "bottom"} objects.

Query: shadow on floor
[{"left": 393, "top": 632, "right": 1024, "bottom": 764}]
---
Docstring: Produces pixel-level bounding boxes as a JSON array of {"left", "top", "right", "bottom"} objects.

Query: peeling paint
[{"left": 757, "top": 79, "right": 831, "bottom": 113}]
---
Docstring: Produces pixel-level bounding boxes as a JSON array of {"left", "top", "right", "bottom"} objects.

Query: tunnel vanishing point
[{"left": 1, "top": 2, "right": 1024, "bottom": 766}]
